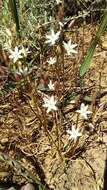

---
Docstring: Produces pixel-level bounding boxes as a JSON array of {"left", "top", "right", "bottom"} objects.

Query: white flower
[
  {"left": 63, "top": 39, "right": 78, "bottom": 56},
  {"left": 45, "top": 29, "right": 60, "bottom": 46},
  {"left": 48, "top": 80, "right": 55, "bottom": 90},
  {"left": 43, "top": 95, "right": 58, "bottom": 113},
  {"left": 56, "top": 0, "right": 62, "bottom": 4},
  {"left": 76, "top": 103, "right": 92, "bottom": 119},
  {"left": 9, "top": 46, "right": 23, "bottom": 63},
  {"left": 47, "top": 57, "right": 56, "bottom": 65},
  {"left": 15, "top": 67, "right": 32, "bottom": 77},
  {"left": 21, "top": 46, "right": 31, "bottom": 57},
  {"left": 17, "top": 67, "right": 29, "bottom": 76},
  {"left": 67, "top": 125, "right": 82, "bottom": 141}
]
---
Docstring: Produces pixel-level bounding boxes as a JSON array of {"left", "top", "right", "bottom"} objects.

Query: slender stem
[{"left": 54, "top": 111, "right": 63, "bottom": 162}]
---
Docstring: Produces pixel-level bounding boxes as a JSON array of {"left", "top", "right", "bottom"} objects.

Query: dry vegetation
[{"left": 0, "top": 1, "right": 107, "bottom": 190}]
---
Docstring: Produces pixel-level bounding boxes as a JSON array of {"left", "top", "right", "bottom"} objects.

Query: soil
[{"left": 0, "top": 23, "right": 107, "bottom": 190}]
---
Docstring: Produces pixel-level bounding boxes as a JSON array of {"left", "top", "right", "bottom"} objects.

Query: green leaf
[
  {"left": 80, "top": 9, "right": 107, "bottom": 77},
  {"left": 9, "top": 0, "right": 20, "bottom": 37},
  {"left": 38, "top": 185, "right": 44, "bottom": 190},
  {"left": 84, "top": 95, "right": 91, "bottom": 102},
  {"left": 3, "top": 82, "right": 16, "bottom": 93}
]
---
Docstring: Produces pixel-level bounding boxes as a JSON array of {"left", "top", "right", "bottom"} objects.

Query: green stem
[
  {"left": 80, "top": 9, "right": 107, "bottom": 76},
  {"left": 9, "top": 0, "right": 20, "bottom": 37}
]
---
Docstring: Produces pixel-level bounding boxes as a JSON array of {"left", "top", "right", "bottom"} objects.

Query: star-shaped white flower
[
  {"left": 17, "top": 67, "right": 29, "bottom": 76},
  {"left": 43, "top": 95, "right": 58, "bottom": 113},
  {"left": 67, "top": 125, "right": 82, "bottom": 141},
  {"left": 14, "top": 66, "right": 32, "bottom": 77},
  {"left": 47, "top": 57, "right": 56, "bottom": 65},
  {"left": 45, "top": 29, "right": 60, "bottom": 46},
  {"left": 9, "top": 46, "right": 23, "bottom": 63},
  {"left": 48, "top": 80, "right": 55, "bottom": 90},
  {"left": 63, "top": 39, "right": 78, "bottom": 56},
  {"left": 76, "top": 103, "right": 92, "bottom": 119},
  {"left": 21, "top": 46, "right": 31, "bottom": 57},
  {"left": 56, "top": 0, "right": 62, "bottom": 4}
]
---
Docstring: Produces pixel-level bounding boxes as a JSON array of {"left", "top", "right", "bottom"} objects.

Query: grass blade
[
  {"left": 80, "top": 9, "right": 107, "bottom": 77},
  {"left": 9, "top": 0, "right": 20, "bottom": 37}
]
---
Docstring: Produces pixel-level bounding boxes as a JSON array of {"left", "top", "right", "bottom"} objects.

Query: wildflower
[
  {"left": 21, "top": 46, "right": 31, "bottom": 57},
  {"left": 15, "top": 67, "right": 32, "bottom": 77},
  {"left": 56, "top": 0, "right": 62, "bottom": 4},
  {"left": 76, "top": 103, "right": 92, "bottom": 119},
  {"left": 43, "top": 95, "right": 58, "bottom": 113},
  {"left": 67, "top": 125, "right": 82, "bottom": 141},
  {"left": 48, "top": 80, "right": 55, "bottom": 90},
  {"left": 63, "top": 39, "right": 78, "bottom": 56},
  {"left": 47, "top": 57, "right": 56, "bottom": 65},
  {"left": 9, "top": 46, "right": 23, "bottom": 63},
  {"left": 17, "top": 67, "right": 29, "bottom": 76},
  {"left": 45, "top": 29, "right": 60, "bottom": 46}
]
